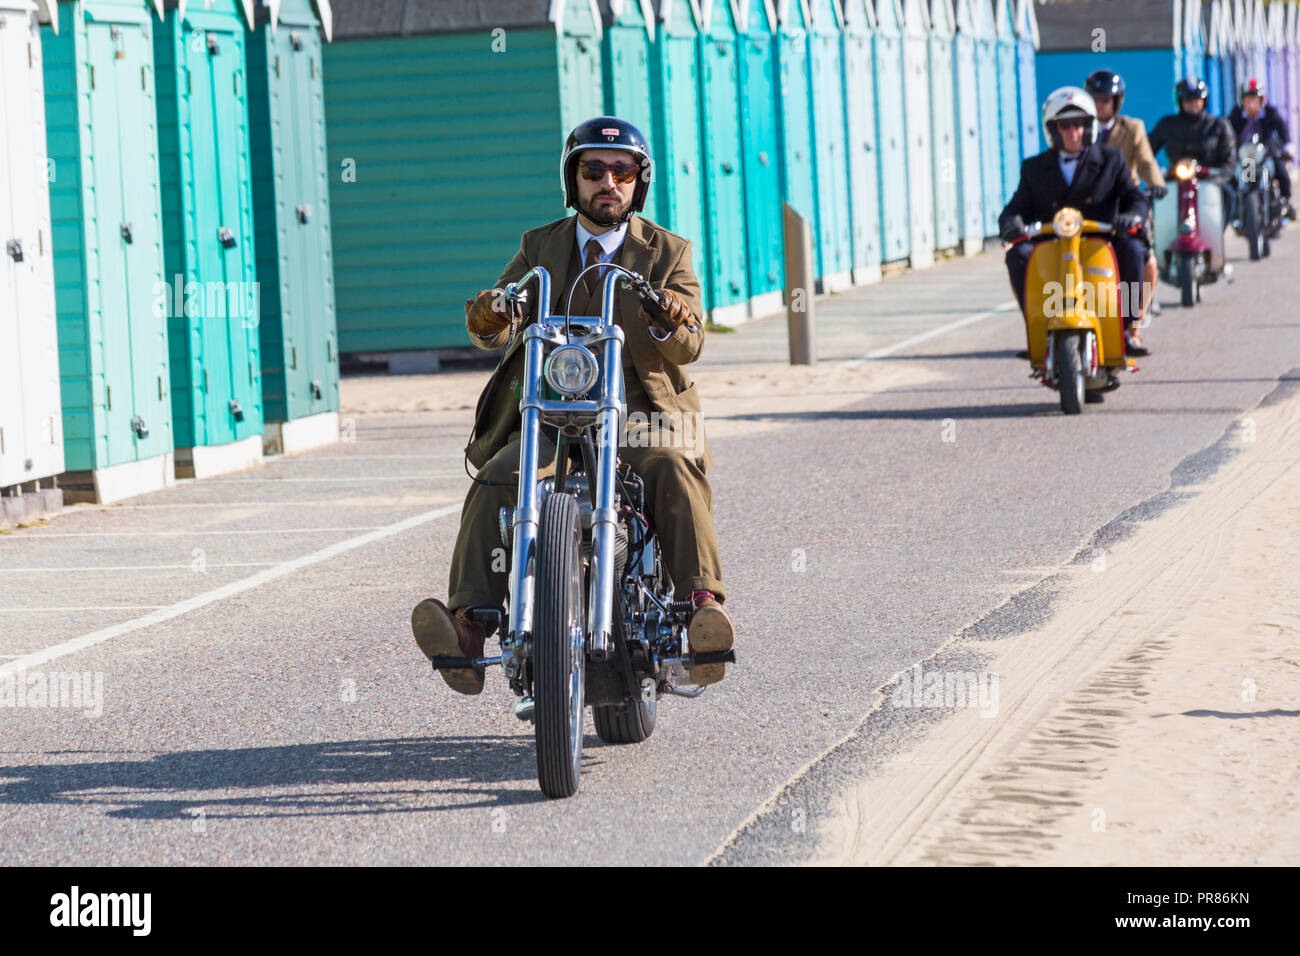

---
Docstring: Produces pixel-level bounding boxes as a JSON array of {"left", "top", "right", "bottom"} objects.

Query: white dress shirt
[{"left": 575, "top": 217, "right": 672, "bottom": 340}]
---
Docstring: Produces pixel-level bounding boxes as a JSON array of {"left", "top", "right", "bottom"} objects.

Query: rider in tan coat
[{"left": 411, "top": 117, "right": 735, "bottom": 694}]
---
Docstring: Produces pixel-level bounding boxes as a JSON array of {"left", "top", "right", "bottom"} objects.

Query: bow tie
[{"left": 1062, "top": 155, "right": 1080, "bottom": 164}]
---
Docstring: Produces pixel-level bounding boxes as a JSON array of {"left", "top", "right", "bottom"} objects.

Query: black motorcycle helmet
[
  {"left": 1084, "top": 69, "right": 1125, "bottom": 111},
  {"left": 1174, "top": 76, "right": 1209, "bottom": 109},
  {"left": 560, "top": 116, "right": 653, "bottom": 222}
]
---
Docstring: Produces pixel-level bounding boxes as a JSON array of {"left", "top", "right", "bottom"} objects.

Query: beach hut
[
  {"left": 322, "top": 1, "right": 604, "bottom": 360},
  {"left": 1034, "top": 1, "right": 1188, "bottom": 133},
  {"left": 41, "top": 0, "right": 175, "bottom": 503},
  {"left": 775, "top": 0, "right": 818, "bottom": 256},
  {"left": 651, "top": 1, "right": 710, "bottom": 294},
  {"left": 1250, "top": 0, "right": 1267, "bottom": 79},
  {"left": 1288, "top": 1, "right": 1300, "bottom": 142},
  {"left": 698, "top": 0, "right": 750, "bottom": 319},
  {"left": 1014, "top": 0, "right": 1040, "bottom": 157},
  {"left": 808, "top": 0, "right": 852, "bottom": 288},
  {"left": 993, "top": 0, "right": 1020, "bottom": 197},
  {"left": 840, "top": 0, "right": 881, "bottom": 283},
  {"left": 1, "top": 0, "right": 63, "bottom": 491},
  {"left": 1183, "top": 0, "right": 1206, "bottom": 80},
  {"left": 928, "top": 0, "right": 959, "bottom": 254},
  {"left": 1267, "top": 0, "right": 1287, "bottom": 114},
  {"left": 736, "top": 0, "right": 784, "bottom": 313},
  {"left": 154, "top": 0, "right": 264, "bottom": 479},
  {"left": 600, "top": 1, "right": 659, "bottom": 222},
  {"left": 952, "top": 0, "right": 984, "bottom": 254},
  {"left": 902, "top": 0, "right": 935, "bottom": 267},
  {"left": 1232, "top": 0, "right": 1254, "bottom": 87},
  {"left": 874, "top": 0, "right": 909, "bottom": 261},
  {"left": 974, "top": 0, "right": 1001, "bottom": 235},
  {"left": 1205, "top": 0, "right": 1235, "bottom": 114},
  {"left": 245, "top": 1, "right": 338, "bottom": 455}
]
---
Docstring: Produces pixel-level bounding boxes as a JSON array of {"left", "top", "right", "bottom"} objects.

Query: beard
[{"left": 579, "top": 190, "right": 632, "bottom": 226}]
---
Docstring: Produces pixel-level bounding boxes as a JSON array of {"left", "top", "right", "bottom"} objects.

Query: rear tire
[
  {"left": 1054, "top": 333, "right": 1085, "bottom": 415},
  {"left": 1179, "top": 252, "right": 1197, "bottom": 307},
  {"left": 534, "top": 493, "right": 586, "bottom": 799}
]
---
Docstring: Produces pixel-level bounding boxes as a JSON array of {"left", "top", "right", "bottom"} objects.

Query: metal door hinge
[
  {"left": 131, "top": 416, "right": 149, "bottom": 439},
  {"left": 6, "top": 239, "right": 21, "bottom": 262},
  {"left": 290, "top": 346, "right": 297, "bottom": 370},
  {"left": 229, "top": 399, "right": 244, "bottom": 423},
  {"left": 106, "top": 385, "right": 112, "bottom": 410}
]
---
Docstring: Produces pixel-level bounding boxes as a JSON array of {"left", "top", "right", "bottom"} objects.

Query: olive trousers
[{"left": 447, "top": 413, "right": 725, "bottom": 612}]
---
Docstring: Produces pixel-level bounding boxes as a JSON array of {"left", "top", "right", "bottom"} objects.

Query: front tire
[
  {"left": 534, "top": 493, "right": 586, "bottom": 799},
  {"left": 1054, "top": 333, "right": 1085, "bottom": 415},
  {"left": 1179, "top": 252, "right": 1197, "bottom": 307},
  {"left": 1244, "top": 191, "right": 1263, "bottom": 260},
  {"left": 593, "top": 696, "right": 656, "bottom": 744}
]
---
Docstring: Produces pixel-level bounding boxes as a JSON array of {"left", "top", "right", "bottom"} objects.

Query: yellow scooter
[{"left": 1012, "top": 207, "right": 1138, "bottom": 414}]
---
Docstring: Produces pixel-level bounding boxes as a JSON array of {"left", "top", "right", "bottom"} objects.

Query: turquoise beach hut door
[
  {"left": 841, "top": 0, "right": 880, "bottom": 284},
  {"left": 808, "top": 0, "right": 851, "bottom": 289},
  {"left": 993, "top": 0, "right": 1019, "bottom": 200},
  {"left": 974, "top": 0, "right": 1001, "bottom": 236},
  {"left": 1014, "top": 0, "right": 1038, "bottom": 157},
  {"left": 929, "top": 0, "right": 960, "bottom": 253},
  {"left": 602, "top": 0, "right": 658, "bottom": 223},
  {"left": 775, "top": 0, "right": 817, "bottom": 242},
  {"left": 699, "top": 0, "right": 750, "bottom": 320},
  {"left": 901, "top": 0, "right": 934, "bottom": 268},
  {"left": 737, "top": 0, "right": 783, "bottom": 313},
  {"left": 873, "top": 0, "right": 908, "bottom": 262},
  {"left": 952, "top": 0, "right": 984, "bottom": 254}
]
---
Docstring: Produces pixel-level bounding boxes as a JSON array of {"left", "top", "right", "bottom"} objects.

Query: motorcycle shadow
[{"left": 0, "top": 735, "right": 586, "bottom": 820}]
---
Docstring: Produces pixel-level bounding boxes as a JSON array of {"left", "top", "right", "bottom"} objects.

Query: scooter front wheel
[
  {"left": 1179, "top": 252, "right": 1197, "bottom": 308},
  {"left": 534, "top": 492, "right": 587, "bottom": 798},
  {"left": 1054, "top": 332, "right": 1085, "bottom": 415}
]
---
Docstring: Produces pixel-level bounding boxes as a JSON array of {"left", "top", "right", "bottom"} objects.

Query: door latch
[
  {"left": 121, "top": 223, "right": 133, "bottom": 244},
  {"left": 6, "top": 239, "right": 21, "bottom": 262},
  {"left": 310, "top": 380, "right": 323, "bottom": 400},
  {"left": 218, "top": 226, "right": 236, "bottom": 249},
  {"left": 207, "top": 34, "right": 220, "bottom": 55},
  {"left": 290, "top": 32, "right": 303, "bottom": 51},
  {"left": 130, "top": 415, "right": 149, "bottom": 439},
  {"left": 296, "top": 204, "right": 312, "bottom": 224},
  {"left": 229, "top": 399, "right": 244, "bottom": 422}
]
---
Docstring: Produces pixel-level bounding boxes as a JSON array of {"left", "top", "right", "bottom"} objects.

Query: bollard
[{"left": 783, "top": 202, "right": 816, "bottom": 365}]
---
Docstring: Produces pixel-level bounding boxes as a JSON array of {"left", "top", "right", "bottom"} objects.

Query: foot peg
[
  {"left": 690, "top": 650, "right": 736, "bottom": 665},
  {"left": 430, "top": 654, "right": 500, "bottom": 670}
]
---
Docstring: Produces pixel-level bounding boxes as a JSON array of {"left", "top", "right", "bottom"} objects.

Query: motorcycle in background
[{"left": 1234, "top": 133, "right": 1288, "bottom": 260}]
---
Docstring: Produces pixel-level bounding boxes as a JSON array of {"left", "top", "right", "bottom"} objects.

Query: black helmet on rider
[
  {"left": 1084, "top": 69, "right": 1125, "bottom": 111},
  {"left": 561, "top": 116, "right": 653, "bottom": 223},
  {"left": 1041, "top": 86, "right": 1099, "bottom": 150},
  {"left": 1175, "top": 76, "right": 1209, "bottom": 108}
]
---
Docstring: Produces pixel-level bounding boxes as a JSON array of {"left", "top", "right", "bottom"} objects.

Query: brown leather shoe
[
  {"left": 411, "top": 598, "right": 487, "bottom": 695},
  {"left": 687, "top": 594, "right": 734, "bottom": 686}
]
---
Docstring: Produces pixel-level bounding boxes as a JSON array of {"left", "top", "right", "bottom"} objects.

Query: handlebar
[
  {"left": 507, "top": 262, "right": 701, "bottom": 337},
  {"left": 1007, "top": 218, "right": 1115, "bottom": 245}
]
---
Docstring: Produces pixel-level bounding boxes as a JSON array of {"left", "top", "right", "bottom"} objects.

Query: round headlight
[
  {"left": 1174, "top": 160, "right": 1197, "bottom": 180},
  {"left": 1052, "top": 207, "right": 1083, "bottom": 238},
  {"left": 544, "top": 345, "right": 599, "bottom": 397},
  {"left": 1239, "top": 141, "right": 1266, "bottom": 164}
]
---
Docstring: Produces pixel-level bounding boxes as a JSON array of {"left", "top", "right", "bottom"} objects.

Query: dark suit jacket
[
  {"left": 1227, "top": 103, "right": 1292, "bottom": 147},
  {"left": 998, "top": 145, "right": 1149, "bottom": 235},
  {"left": 465, "top": 214, "right": 712, "bottom": 472},
  {"left": 1147, "top": 112, "right": 1237, "bottom": 169}
]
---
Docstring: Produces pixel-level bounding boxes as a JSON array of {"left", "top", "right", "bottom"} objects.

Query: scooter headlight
[
  {"left": 1238, "top": 141, "right": 1266, "bottom": 164},
  {"left": 544, "top": 345, "right": 599, "bottom": 397},
  {"left": 1174, "top": 160, "right": 1198, "bottom": 180},
  {"left": 1052, "top": 207, "right": 1083, "bottom": 238}
]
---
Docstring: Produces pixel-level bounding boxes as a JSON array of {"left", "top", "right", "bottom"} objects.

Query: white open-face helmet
[{"left": 1041, "top": 86, "right": 1099, "bottom": 149}]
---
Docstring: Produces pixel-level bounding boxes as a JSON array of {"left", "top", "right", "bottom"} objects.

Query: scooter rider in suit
[
  {"left": 410, "top": 117, "right": 736, "bottom": 694},
  {"left": 1000, "top": 87, "right": 1150, "bottom": 370},
  {"left": 1086, "top": 69, "right": 1166, "bottom": 352}
]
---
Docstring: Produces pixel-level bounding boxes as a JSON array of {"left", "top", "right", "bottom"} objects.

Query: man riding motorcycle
[
  {"left": 1000, "top": 86, "right": 1149, "bottom": 368},
  {"left": 1148, "top": 77, "right": 1238, "bottom": 226},
  {"left": 411, "top": 116, "right": 736, "bottom": 693},
  {"left": 1086, "top": 68, "right": 1166, "bottom": 352},
  {"left": 1226, "top": 77, "right": 1295, "bottom": 220}
]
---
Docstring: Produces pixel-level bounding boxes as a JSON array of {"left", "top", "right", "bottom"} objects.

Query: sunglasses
[{"left": 578, "top": 160, "right": 641, "bottom": 184}]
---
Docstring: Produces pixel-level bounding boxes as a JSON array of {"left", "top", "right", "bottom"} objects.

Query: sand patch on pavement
[{"left": 341, "top": 360, "right": 943, "bottom": 440}]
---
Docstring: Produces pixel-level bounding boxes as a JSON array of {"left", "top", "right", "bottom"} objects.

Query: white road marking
[
  {"left": 0, "top": 527, "right": 381, "bottom": 539},
  {"left": 0, "top": 504, "right": 461, "bottom": 679},
  {"left": 101, "top": 500, "right": 452, "bottom": 509},
  {"left": 0, "top": 606, "right": 167, "bottom": 612},
  {"left": 0, "top": 563, "right": 279, "bottom": 572},
  {"left": 839, "top": 301, "right": 1019, "bottom": 368},
  {"left": 198, "top": 475, "right": 465, "bottom": 483}
]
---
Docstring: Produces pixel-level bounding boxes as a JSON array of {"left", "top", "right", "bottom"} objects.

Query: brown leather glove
[
  {"left": 641, "top": 287, "right": 694, "bottom": 336},
  {"left": 465, "top": 288, "right": 509, "bottom": 338}
]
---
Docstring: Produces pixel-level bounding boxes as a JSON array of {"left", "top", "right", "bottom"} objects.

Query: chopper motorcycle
[
  {"left": 1010, "top": 207, "right": 1138, "bottom": 414},
  {"left": 1233, "top": 133, "right": 1289, "bottom": 260},
  {"left": 428, "top": 262, "right": 733, "bottom": 799}
]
